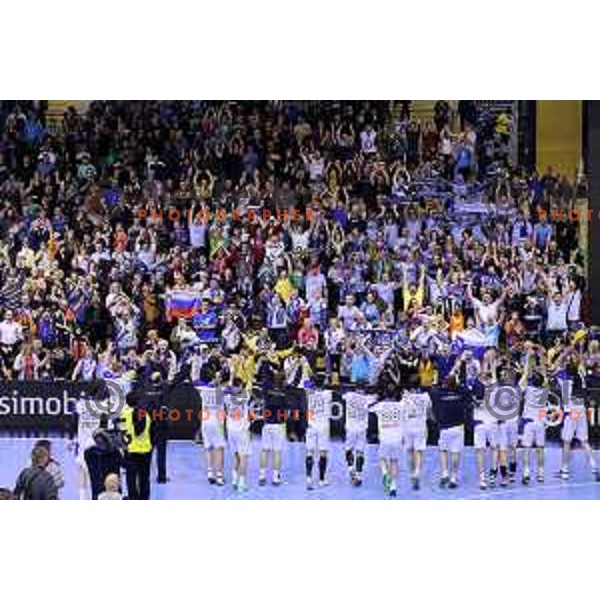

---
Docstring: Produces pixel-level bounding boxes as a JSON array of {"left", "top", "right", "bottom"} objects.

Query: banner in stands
[{"left": 0, "top": 381, "right": 102, "bottom": 436}]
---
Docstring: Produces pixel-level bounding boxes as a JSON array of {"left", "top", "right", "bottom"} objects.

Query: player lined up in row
[{"left": 196, "top": 360, "right": 599, "bottom": 497}]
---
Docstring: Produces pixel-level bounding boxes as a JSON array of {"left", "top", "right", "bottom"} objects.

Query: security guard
[
  {"left": 146, "top": 371, "right": 169, "bottom": 484},
  {"left": 120, "top": 395, "right": 153, "bottom": 500}
]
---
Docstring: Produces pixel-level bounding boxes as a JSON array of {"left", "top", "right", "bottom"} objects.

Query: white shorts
[
  {"left": 228, "top": 427, "right": 252, "bottom": 456},
  {"left": 522, "top": 418, "right": 546, "bottom": 448},
  {"left": 379, "top": 438, "right": 403, "bottom": 461},
  {"left": 345, "top": 428, "right": 367, "bottom": 454},
  {"left": 438, "top": 425, "right": 464, "bottom": 453},
  {"left": 306, "top": 426, "right": 330, "bottom": 453},
  {"left": 498, "top": 421, "right": 519, "bottom": 451},
  {"left": 261, "top": 423, "right": 287, "bottom": 452},
  {"left": 562, "top": 412, "right": 589, "bottom": 443},
  {"left": 202, "top": 422, "right": 226, "bottom": 450},
  {"left": 473, "top": 422, "right": 499, "bottom": 449},
  {"left": 402, "top": 423, "right": 427, "bottom": 451}
]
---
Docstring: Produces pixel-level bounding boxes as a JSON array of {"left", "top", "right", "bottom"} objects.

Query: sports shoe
[
  {"left": 522, "top": 473, "right": 530, "bottom": 485},
  {"left": 479, "top": 474, "right": 488, "bottom": 490},
  {"left": 439, "top": 476, "right": 449, "bottom": 488},
  {"left": 382, "top": 473, "right": 391, "bottom": 493},
  {"left": 319, "top": 479, "right": 329, "bottom": 488},
  {"left": 560, "top": 469, "right": 569, "bottom": 481},
  {"left": 537, "top": 470, "right": 545, "bottom": 483},
  {"left": 489, "top": 472, "right": 496, "bottom": 488},
  {"left": 448, "top": 479, "right": 458, "bottom": 489},
  {"left": 215, "top": 475, "right": 225, "bottom": 486},
  {"left": 509, "top": 472, "right": 516, "bottom": 483},
  {"left": 272, "top": 473, "right": 282, "bottom": 486},
  {"left": 389, "top": 485, "right": 397, "bottom": 498},
  {"left": 411, "top": 476, "right": 420, "bottom": 491},
  {"left": 306, "top": 477, "right": 314, "bottom": 490},
  {"left": 500, "top": 475, "right": 509, "bottom": 487},
  {"left": 237, "top": 480, "right": 248, "bottom": 493},
  {"left": 208, "top": 474, "right": 216, "bottom": 485}
]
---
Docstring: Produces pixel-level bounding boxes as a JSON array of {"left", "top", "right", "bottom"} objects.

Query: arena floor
[{"left": 2, "top": 438, "right": 600, "bottom": 500}]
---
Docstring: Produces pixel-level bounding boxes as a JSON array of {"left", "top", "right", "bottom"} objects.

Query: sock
[
  {"left": 306, "top": 455, "right": 314, "bottom": 478},
  {"left": 273, "top": 469, "right": 280, "bottom": 479},
  {"left": 232, "top": 470, "right": 239, "bottom": 485},
  {"left": 216, "top": 471, "right": 223, "bottom": 479},
  {"left": 319, "top": 454, "right": 327, "bottom": 481},
  {"left": 509, "top": 461, "right": 517, "bottom": 474},
  {"left": 500, "top": 465, "right": 508, "bottom": 478},
  {"left": 441, "top": 469, "right": 449, "bottom": 479},
  {"left": 356, "top": 453, "right": 365, "bottom": 473},
  {"left": 380, "top": 459, "right": 388, "bottom": 476},
  {"left": 207, "top": 468, "right": 214, "bottom": 478},
  {"left": 259, "top": 468, "right": 266, "bottom": 479},
  {"left": 345, "top": 449, "right": 354, "bottom": 468},
  {"left": 238, "top": 475, "right": 245, "bottom": 488}
]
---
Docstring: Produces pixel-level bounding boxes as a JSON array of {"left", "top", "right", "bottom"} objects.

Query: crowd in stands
[{"left": 0, "top": 100, "right": 596, "bottom": 399}]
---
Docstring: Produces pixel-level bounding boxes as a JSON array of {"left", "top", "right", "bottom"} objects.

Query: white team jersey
[
  {"left": 199, "top": 385, "right": 225, "bottom": 429},
  {"left": 307, "top": 390, "right": 332, "bottom": 431},
  {"left": 76, "top": 398, "right": 101, "bottom": 453},
  {"left": 224, "top": 389, "right": 252, "bottom": 432},
  {"left": 399, "top": 391, "right": 431, "bottom": 427},
  {"left": 344, "top": 392, "right": 375, "bottom": 431},
  {"left": 522, "top": 385, "right": 548, "bottom": 419},
  {"left": 473, "top": 403, "right": 498, "bottom": 425},
  {"left": 372, "top": 400, "right": 404, "bottom": 443},
  {"left": 560, "top": 379, "right": 586, "bottom": 412}
]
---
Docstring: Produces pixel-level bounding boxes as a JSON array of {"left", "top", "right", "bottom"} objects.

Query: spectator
[
  {"left": 33, "top": 440, "right": 65, "bottom": 497},
  {"left": 14, "top": 445, "right": 58, "bottom": 500},
  {"left": 98, "top": 473, "right": 123, "bottom": 500}
]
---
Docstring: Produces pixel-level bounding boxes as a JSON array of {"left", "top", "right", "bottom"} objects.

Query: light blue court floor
[{"left": 2, "top": 437, "right": 600, "bottom": 500}]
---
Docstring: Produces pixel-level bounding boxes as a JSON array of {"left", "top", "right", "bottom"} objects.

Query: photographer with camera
[{"left": 84, "top": 429, "right": 124, "bottom": 500}]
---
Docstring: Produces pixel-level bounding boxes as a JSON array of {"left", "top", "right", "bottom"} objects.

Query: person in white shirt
[
  {"left": 558, "top": 362, "right": 597, "bottom": 480},
  {"left": 565, "top": 278, "right": 582, "bottom": 328},
  {"left": 360, "top": 125, "right": 377, "bottom": 155},
  {"left": 0, "top": 310, "right": 23, "bottom": 358},
  {"left": 370, "top": 384, "right": 403, "bottom": 497},
  {"left": 473, "top": 371, "right": 500, "bottom": 490},
  {"left": 224, "top": 381, "right": 253, "bottom": 492},
  {"left": 305, "top": 382, "right": 333, "bottom": 490},
  {"left": 343, "top": 386, "right": 376, "bottom": 486},
  {"left": 520, "top": 366, "right": 549, "bottom": 484},
  {"left": 467, "top": 284, "right": 506, "bottom": 326},
  {"left": 337, "top": 294, "right": 362, "bottom": 330},
  {"left": 399, "top": 387, "right": 432, "bottom": 490},
  {"left": 198, "top": 377, "right": 226, "bottom": 486},
  {"left": 546, "top": 291, "right": 569, "bottom": 334}
]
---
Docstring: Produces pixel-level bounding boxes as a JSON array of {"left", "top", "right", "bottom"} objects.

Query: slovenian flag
[
  {"left": 453, "top": 324, "right": 500, "bottom": 359},
  {"left": 165, "top": 289, "right": 201, "bottom": 322}
]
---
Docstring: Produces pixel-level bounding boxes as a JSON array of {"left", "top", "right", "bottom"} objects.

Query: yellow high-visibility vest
[{"left": 121, "top": 406, "right": 152, "bottom": 454}]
